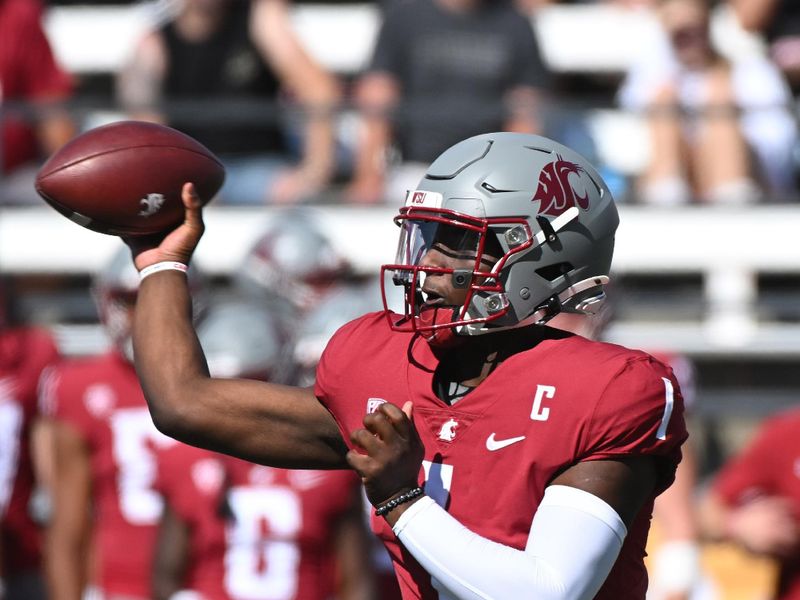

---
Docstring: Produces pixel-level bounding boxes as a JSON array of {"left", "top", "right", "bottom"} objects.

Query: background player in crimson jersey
[
  {"left": 124, "top": 132, "right": 687, "bottom": 599},
  {"left": 154, "top": 446, "right": 374, "bottom": 600},
  {"left": 699, "top": 408, "right": 800, "bottom": 600},
  {"left": 152, "top": 296, "right": 375, "bottom": 600},
  {"left": 0, "top": 278, "right": 61, "bottom": 600},
  {"left": 41, "top": 247, "right": 178, "bottom": 600}
]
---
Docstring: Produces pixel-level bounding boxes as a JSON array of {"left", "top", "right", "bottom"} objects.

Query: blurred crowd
[
  {"left": 3, "top": 0, "right": 800, "bottom": 207},
  {"left": 4, "top": 1, "right": 800, "bottom": 600}
]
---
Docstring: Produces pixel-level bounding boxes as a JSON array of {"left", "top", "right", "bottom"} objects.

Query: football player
[
  {"left": 0, "top": 277, "right": 61, "bottom": 600},
  {"left": 153, "top": 296, "right": 375, "bottom": 600},
  {"left": 40, "top": 247, "right": 190, "bottom": 600},
  {"left": 125, "top": 132, "right": 688, "bottom": 599}
]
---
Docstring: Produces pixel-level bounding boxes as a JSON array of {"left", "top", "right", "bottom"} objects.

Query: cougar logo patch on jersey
[
  {"left": 532, "top": 156, "right": 590, "bottom": 217},
  {"left": 84, "top": 384, "right": 116, "bottom": 418},
  {"left": 438, "top": 418, "right": 459, "bottom": 442},
  {"left": 191, "top": 458, "right": 225, "bottom": 496}
]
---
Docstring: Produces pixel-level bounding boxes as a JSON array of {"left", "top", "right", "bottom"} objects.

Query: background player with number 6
[{"left": 124, "top": 132, "right": 687, "bottom": 599}]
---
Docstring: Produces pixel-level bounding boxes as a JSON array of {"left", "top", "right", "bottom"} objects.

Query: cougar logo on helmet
[
  {"left": 382, "top": 132, "right": 619, "bottom": 343},
  {"left": 532, "top": 156, "right": 590, "bottom": 217}
]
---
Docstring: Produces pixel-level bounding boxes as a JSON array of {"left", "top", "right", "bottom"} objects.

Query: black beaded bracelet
[{"left": 374, "top": 487, "right": 425, "bottom": 517}]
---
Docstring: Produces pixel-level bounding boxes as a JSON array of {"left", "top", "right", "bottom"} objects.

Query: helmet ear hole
[{"left": 535, "top": 262, "right": 574, "bottom": 282}]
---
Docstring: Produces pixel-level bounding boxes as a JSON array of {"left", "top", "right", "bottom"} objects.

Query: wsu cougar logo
[
  {"left": 532, "top": 156, "right": 590, "bottom": 217},
  {"left": 438, "top": 418, "right": 459, "bottom": 442},
  {"left": 138, "top": 193, "right": 165, "bottom": 217}
]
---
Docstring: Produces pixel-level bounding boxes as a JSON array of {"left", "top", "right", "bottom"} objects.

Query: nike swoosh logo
[{"left": 486, "top": 433, "right": 526, "bottom": 451}]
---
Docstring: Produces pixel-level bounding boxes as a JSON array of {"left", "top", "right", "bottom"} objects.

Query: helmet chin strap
[{"left": 418, "top": 305, "right": 466, "bottom": 349}]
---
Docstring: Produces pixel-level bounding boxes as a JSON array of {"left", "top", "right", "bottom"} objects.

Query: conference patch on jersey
[
  {"left": 532, "top": 156, "right": 591, "bottom": 217},
  {"left": 405, "top": 190, "right": 443, "bottom": 209}
]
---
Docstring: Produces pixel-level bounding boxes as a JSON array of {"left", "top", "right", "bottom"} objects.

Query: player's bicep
[
  {"left": 550, "top": 456, "right": 658, "bottom": 528},
  {"left": 170, "top": 379, "right": 349, "bottom": 469}
]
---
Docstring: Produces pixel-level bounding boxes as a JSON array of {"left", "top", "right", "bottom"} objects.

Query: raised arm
[{"left": 128, "top": 184, "right": 348, "bottom": 469}]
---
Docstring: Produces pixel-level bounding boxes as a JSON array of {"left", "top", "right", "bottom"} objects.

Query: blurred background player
[
  {"left": 153, "top": 294, "right": 376, "bottom": 600},
  {"left": 346, "top": 0, "right": 551, "bottom": 204},
  {"left": 117, "top": 0, "right": 341, "bottom": 205},
  {"left": 0, "top": 0, "right": 76, "bottom": 206},
  {"left": 699, "top": 406, "right": 800, "bottom": 600},
  {"left": 278, "top": 279, "right": 404, "bottom": 599},
  {"left": 40, "top": 246, "right": 191, "bottom": 600},
  {"left": 233, "top": 210, "right": 356, "bottom": 347},
  {"left": 0, "top": 277, "right": 61, "bottom": 600}
]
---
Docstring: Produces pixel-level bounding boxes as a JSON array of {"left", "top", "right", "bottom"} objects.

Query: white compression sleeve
[{"left": 392, "top": 485, "right": 627, "bottom": 600}]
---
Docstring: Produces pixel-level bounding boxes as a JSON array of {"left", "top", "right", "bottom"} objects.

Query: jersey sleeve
[
  {"left": 712, "top": 416, "right": 783, "bottom": 506},
  {"left": 581, "top": 355, "right": 688, "bottom": 494},
  {"left": 38, "top": 363, "right": 95, "bottom": 442},
  {"left": 313, "top": 316, "right": 371, "bottom": 446},
  {"left": 21, "top": 3, "right": 73, "bottom": 99}
]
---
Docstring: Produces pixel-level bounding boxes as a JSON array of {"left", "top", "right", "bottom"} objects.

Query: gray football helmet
[
  {"left": 382, "top": 132, "right": 619, "bottom": 340},
  {"left": 93, "top": 244, "right": 205, "bottom": 360},
  {"left": 197, "top": 295, "right": 283, "bottom": 381},
  {"left": 236, "top": 210, "right": 352, "bottom": 314}
]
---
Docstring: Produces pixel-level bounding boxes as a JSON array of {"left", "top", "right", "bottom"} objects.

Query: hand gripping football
[{"left": 35, "top": 120, "right": 225, "bottom": 236}]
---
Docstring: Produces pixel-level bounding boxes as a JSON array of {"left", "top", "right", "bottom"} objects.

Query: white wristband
[{"left": 139, "top": 261, "right": 188, "bottom": 281}]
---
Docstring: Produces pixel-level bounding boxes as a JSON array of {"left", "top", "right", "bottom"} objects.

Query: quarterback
[{"left": 126, "top": 133, "right": 687, "bottom": 599}]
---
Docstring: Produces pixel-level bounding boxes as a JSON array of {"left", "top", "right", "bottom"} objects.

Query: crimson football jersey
[
  {"left": 713, "top": 409, "right": 800, "bottom": 600},
  {"left": 315, "top": 312, "right": 687, "bottom": 600},
  {"left": 156, "top": 443, "right": 362, "bottom": 600},
  {"left": 0, "top": 327, "right": 59, "bottom": 575},
  {"left": 41, "top": 351, "right": 174, "bottom": 598}
]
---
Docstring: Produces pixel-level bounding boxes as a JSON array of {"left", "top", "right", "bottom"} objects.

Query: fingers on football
[{"left": 181, "top": 182, "right": 205, "bottom": 229}]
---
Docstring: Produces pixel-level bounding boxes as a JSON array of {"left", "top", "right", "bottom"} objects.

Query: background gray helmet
[
  {"left": 93, "top": 243, "right": 205, "bottom": 359},
  {"left": 235, "top": 209, "right": 353, "bottom": 314},
  {"left": 286, "top": 277, "right": 400, "bottom": 386},
  {"left": 197, "top": 295, "right": 283, "bottom": 381},
  {"left": 382, "top": 132, "right": 620, "bottom": 337}
]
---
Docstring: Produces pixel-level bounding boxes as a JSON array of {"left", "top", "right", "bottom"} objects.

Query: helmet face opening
[
  {"left": 380, "top": 132, "right": 619, "bottom": 341},
  {"left": 382, "top": 205, "right": 532, "bottom": 337}
]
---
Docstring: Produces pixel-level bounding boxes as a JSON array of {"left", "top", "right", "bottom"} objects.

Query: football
[{"left": 35, "top": 120, "right": 225, "bottom": 236}]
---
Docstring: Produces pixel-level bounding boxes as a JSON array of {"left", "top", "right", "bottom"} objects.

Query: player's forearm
[
  {"left": 133, "top": 270, "right": 209, "bottom": 436},
  {"left": 45, "top": 534, "right": 86, "bottom": 600},
  {"left": 299, "top": 116, "right": 336, "bottom": 186},
  {"left": 133, "top": 271, "right": 348, "bottom": 467},
  {"left": 391, "top": 487, "right": 625, "bottom": 600}
]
